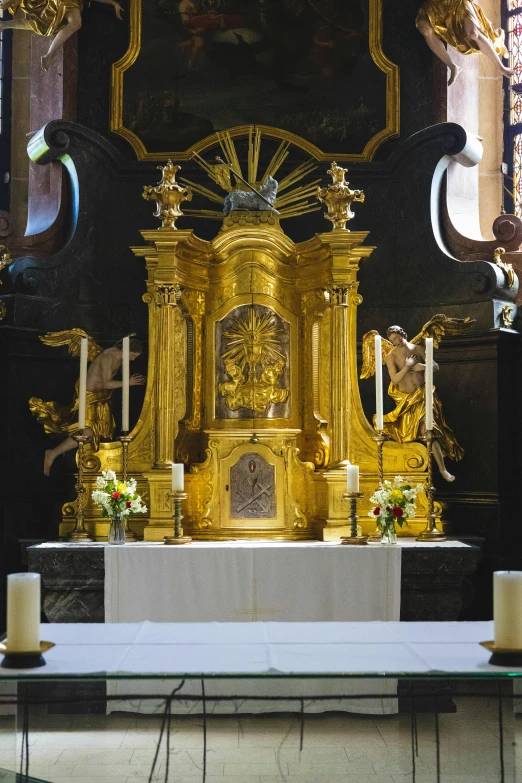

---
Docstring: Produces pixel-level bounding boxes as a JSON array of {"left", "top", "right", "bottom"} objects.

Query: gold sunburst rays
[
  {"left": 222, "top": 309, "right": 286, "bottom": 371},
  {"left": 186, "top": 128, "right": 320, "bottom": 221}
]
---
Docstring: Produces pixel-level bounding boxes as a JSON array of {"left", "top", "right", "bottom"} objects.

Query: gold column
[
  {"left": 328, "top": 283, "right": 351, "bottom": 468},
  {"left": 154, "top": 283, "right": 181, "bottom": 468}
]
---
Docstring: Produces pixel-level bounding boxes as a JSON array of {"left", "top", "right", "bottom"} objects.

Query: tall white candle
[
  {"left": 78, "top": 337, "right": 88, "bottom": 431},
  {"left": 346, "top": 464, "right": 359, "bottom": 493},
  {"left": 425, "top": 337, "right": 434, "bottom": 431},
  {"left": 172, "top": 463, "right": 184, "bottom": 492},
  {"left": 375, "top": 334, "right": 384, "bottom": 431},
  {"left": 122, "top": 336, "right": 130, "bottom": 433},
  {"left": 494, "top": 571, "right": 522, "bottom": 648},
  {"left": 7, "top": 573, "right": 40, "bottom": 653}
]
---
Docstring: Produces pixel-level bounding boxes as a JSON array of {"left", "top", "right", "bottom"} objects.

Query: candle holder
[
  {"left": 67, "top": 431, "right": 94, "bottom": 542},
  {"left": 118, "top": 432, "right": 138, "bottom": 542},
  {"left": 164, "top": 491, "right": 191, "bottom": 545},
  {"left": 0, "top": 641, "right": 55, "bottom": 669},
  {"left": 416, "top": 431, "right": 447, "bottom": 542},
  {"left": 369, "top": 430, "right": 391, "bottom": 542},
  {"left": 340, "top": 492, "right": 368, "bottom": 545},
  {"left": 479, "top": 641, "right": 522, "bottom": 667}
]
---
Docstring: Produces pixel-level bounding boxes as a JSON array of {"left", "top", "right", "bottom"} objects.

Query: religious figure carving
[
  {"left": 143, "top": 161, "right": 192, "bottom": 229},
  {"left": 416, "top": 0, "right": 511, "bottom": 85},
  {"left": 361, "top": 315, "right": 475, "bottom": 482},
  {"left": 0, "top": 0, "right": 124, "bottom": 70},
  {"left": 29, "top": 330, "right": 145, "bottom": 475},
  {"left": 223, "top": 176, "right": 278, "bottom": 215},
  {"left": 317, "top": 163, "right": 364, "bottom": 230},
  {"left": 217, "top": 307, "right": 289, "bottom": 414}
]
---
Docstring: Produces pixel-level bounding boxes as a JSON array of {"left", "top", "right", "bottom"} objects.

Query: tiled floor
[{"left": 0, "top": 696, "right": 521, "bottom": 782}]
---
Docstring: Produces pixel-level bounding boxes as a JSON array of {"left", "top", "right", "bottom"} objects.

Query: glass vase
[
  {"left": 108, "top": 513, "right": 126, "bottom": 545},
  {"left": 381, "top": 520, "right": 397, "bottom": 545}
]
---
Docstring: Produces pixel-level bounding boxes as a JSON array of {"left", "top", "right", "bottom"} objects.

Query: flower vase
[
  {"left": 108, "top": 513, "right": 126, "bottom": 545},
  {"left": 381, "top": 520, "right": 397, "bottom": 545}
]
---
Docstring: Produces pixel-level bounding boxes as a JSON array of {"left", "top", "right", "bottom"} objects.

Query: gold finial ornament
[
  {"left": 143, "top": 161, "right": 193, "bottom": 229},
  {"left": 0, "top": 245, "right": 12, "bottom": 284},
  {"left": 317, "top": 163, "right": 365, "bottom": 231},
  {"left": 493, "top": 247, "right": 516, "bottom": 289}
]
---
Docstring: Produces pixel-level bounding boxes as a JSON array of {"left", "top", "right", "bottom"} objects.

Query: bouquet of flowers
[
  {"left": 369, "top": 476, "right": 422, "bottom": 543},
  {"left": 92, "top": 470, "right": 147, "bottom": 519}
]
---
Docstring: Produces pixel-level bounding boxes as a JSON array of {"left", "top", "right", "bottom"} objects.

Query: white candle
[
  {"left": 78, "top": 337, "right": 88, "bottom": 431},
  {"left": 375, "top": 334, "right": 384, "bottom": 431},
  {"left": 122, "top": 337, "right": 130, "bottom": 433},
  {"left": 7, "top": 573, "right": 40, "bottom": 653},
  {"left": 172, "top": 463, "right": 184, "bottom": 491},
  {"left": 425, "top": 337, "right": 434, "bottom": 431},
  {"left": 346, "top": 464, "right": 359, "bottom": 493},
  {"left": 494, "top": 571, "right": 522, "bottom": 649}
]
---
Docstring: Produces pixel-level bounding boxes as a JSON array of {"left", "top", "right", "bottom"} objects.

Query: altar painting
[{"left": 112, "top": 0, "right": 398, "bottom": 159}]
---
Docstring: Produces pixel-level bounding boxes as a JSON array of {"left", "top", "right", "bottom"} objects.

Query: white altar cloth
[
  {"left": 104, "top": 540, "right": 468, "bottom": 625},
  {"left": 0, "top": 620, "right": 508, "bottom": 678}
]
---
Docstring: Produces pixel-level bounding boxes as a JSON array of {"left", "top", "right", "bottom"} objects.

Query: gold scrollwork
[
  {"left": 0, "top": 301, "right": 6, "bottom": 321},
  {"left": 500, "top": 304, "right": 515, "bottom": 329},
  {"left": 143, "top": 162, "right": 192, "bottom": 229},
  {"left": 327, "top": 284, "right": 352, "bottom": 306},
  {"left": 494, "top": 247, "right": 516, "bottom": 289}
]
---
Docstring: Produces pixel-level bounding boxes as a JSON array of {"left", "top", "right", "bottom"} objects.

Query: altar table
[
  {"left": 28, "top": 539, "right": 478, "bottom": 626},
  {"left": 0, "top": 620, "right": 512, "bottom": 678}
]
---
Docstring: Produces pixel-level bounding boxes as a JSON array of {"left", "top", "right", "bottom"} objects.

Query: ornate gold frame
[{"left": 110, "top": 0, "right": 400, "bottom": 162}]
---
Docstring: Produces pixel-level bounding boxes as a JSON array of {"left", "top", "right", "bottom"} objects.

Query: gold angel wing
[
  {"left": 360, "top": 330, "right": 394, "bottom": 379},
  {"left": 410, "top": 314, "right": 475, "bottom": 349},
  {"left": 39, "top": 328, "right": 103, "bottom": 361}
]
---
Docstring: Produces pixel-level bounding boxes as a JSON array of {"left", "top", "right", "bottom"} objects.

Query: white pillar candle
[
  {"left": 425, "top": 337, "right": 434, "bottom": 431},
  {"left": 346, "top": 464, "right": 359, "bottom": 493},
  {"left": 171, "top": 463, "right": 184, "bottom": 492},
  {"left": 375, "top": 334, "right": 384, "bottom": 431},
  {"left": 7, "top": 573, "right": 40, "bottom": 654},
  {"left": 122, "top": 336, "right": 130, "bottom": 433},
  {"left": 78, "top": 337, "right": 88, "bottom": 431},
  {"left": 494, "top": 571, "right": 522, "bottom": 649}
]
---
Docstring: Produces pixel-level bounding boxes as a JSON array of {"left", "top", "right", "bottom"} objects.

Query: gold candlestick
[
  {"left": 369, "top": 430, "right": 391, "bottom": 542},
  {"left": 164, "top": 491, "right": 191, "bottom": 545},
  {"left": 67, "top": 431, "right": 93, "bottom": 542},
  {"left": 340, "top": 491, "right": 368, "bottom": 545},
  {"left": 118, "top": 433, "right": 138, "bottom": 542},
  {"left": 416, "top": 431, "right": 447, "bottom": 542}
]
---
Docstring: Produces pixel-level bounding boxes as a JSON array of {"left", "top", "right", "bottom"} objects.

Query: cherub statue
[
  {"left": 416, "top": 0, "right": 512, "bottom": 85},
  {"left": 361, "top": 315, "right": 475, "bottom": 482},
  {"left": 0, "top": 0, "right": 124, "bottom": 71},
  {"left": 29, "top": 329, "right": 144, "bottom": 475}
]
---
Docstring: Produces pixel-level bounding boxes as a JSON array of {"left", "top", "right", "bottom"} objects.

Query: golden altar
[{"left": 61, "top": 171, "right": 433, "bottom": 542}]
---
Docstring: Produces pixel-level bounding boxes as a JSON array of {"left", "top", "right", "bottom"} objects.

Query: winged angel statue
[
  {"left": 29, "top": 329, "right": 144, "bottom": 475},
  {"left": 361, "top": 315, "right": 474, "bottom": 482}
]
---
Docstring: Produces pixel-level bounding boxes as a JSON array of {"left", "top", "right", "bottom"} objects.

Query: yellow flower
[
  {"left": 117, "top": 482, "right": 127, "bottom": 493},
  {"left": 389, "top": 489, "right": 402, "bottom": 503}
]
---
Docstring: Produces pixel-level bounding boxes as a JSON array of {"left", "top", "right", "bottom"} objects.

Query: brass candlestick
[
  {"left": 118, "top": 433, "right": 138, "bottom": 542},
  {"left": 164, "top": 491, "right": 191, "bottom": 545},
  {"left": 67, "top": 431, "right": 93, "bottom": 542},
  {"left": 369, "top": 430, "right": 391, "bottom": 542},
  {"left": 340, "top": 491, "right": 368, "bottom": 545},
  {"left": 416, "top": 430, "right": 447, "bottom": 542}
]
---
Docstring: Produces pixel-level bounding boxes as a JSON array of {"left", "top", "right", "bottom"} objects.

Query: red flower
[
  {"left": 126, "top": 501, "right": 132, "bottom": 509},
  {"left": 392, "top": 506, "right": 404, "bottom": 517},
  {"left": 111, "top": 492, "right": 121, "bottom": 499},
  {"left": 373, "top": 507, "right": 380, "bottom": 516}
]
